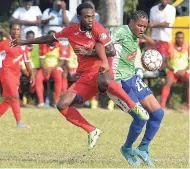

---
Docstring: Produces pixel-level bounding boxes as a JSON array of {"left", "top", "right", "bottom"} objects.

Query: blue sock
[
  {"left": 139, "top": 108, "right": 164, "bottom": 152},
  {"left": 124, "top": 111, "right": 146, "bottom": 148}
]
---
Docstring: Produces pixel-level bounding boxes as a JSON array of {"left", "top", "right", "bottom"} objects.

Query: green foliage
[{"left": 123, "top": 0, "right": 139, "bottom": 14}]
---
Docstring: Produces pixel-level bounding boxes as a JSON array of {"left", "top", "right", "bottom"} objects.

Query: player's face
[
  {"left": 131, "top": 18, "right": 148, "bottom": 38},
  {"left": 160, "top": 0, "right": 170, "bottom": 6},
  {"left": 26, "top": 33, "right": 34, "bottom": 40},
  {"left": 176, "top": 33, "right": 184, "bottom": 46},
  {"left": 23, "top": 1, "right": 33, "bottom": 10},
  {"left": 11, "top": 25, "right": 21, "bottom": 39},
  {"left": 78, "top": 8, "right": 95, "bottom": 31}
]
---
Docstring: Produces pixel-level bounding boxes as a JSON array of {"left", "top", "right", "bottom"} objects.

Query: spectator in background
[
  {"left": 160, "top": 31, "right": 190, "bottom": 110},
  {"left": 10, "top": 0, "right": 42, "bottom": 40},
  {"left": 149, "top": 0, "right": 176, "bottom": 68},
  {"left": 20, "top": 31, "right": 41, "bottom": 106},
  {"left": 71, "top": 0, "right": 100, "bottom": 24},
  {"left": 36, "top": 31, "right": 69, "bottom": 108},
  {"left": 41, "top": 0, "right": 73, "bottom": 34}
]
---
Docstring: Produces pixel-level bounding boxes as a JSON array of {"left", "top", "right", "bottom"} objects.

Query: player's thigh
[
  {"left": 1, "top": 74, "right": 19, "bottom": 98},
  {"left": 68, "top": 81, "right": 99, "bottom": 104},
  {"left": 140, "top": 94, "right": 161, "bottom": 113},
  {"left": 35, "top": 69, "right": 45, "bottom": 82},
  {"left": 51, "top": 68, "right": 62, "bottom": 81},
  {"left": 167, "top": 71, "right": 177, "bottom": 85},
  {"left": 131, "top": 75, "right": 153, "bottom": 103}
]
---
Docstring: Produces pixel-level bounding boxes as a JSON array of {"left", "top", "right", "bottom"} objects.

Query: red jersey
[
  {"left": 0, "top": 38, "right": 30, "bottom": 77},
  {"left": 54, "top": 22, "right": 112, "bottom": 73}
]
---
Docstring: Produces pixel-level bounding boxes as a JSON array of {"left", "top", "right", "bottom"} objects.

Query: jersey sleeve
[
  {"left": 59, "top": 43, "right": 70, "bottom": 61},
  {"left": 21, "top": 46, "right": 30, "bottom": 62},
  {"left": 54, "top": 27, "right": 70, "bottom": 40},
  {"left": 12, "top": 8, "right": 21, "bottom": 19},
  {"left": 93, "top": 22, "right": 112, "bottom": 46}
]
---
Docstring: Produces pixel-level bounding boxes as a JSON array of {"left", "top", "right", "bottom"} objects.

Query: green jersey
[{"left": 110, "top": 25, "right": 139, "bottom": 81}]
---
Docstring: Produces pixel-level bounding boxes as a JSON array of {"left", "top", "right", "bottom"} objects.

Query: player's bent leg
[
  {"left": 136, "top": 94, "right": 164, "bottom": 166},
  {"left": 98, "top": 72, "right": 149, "bottom": 120},
  {"left": 56, "top": 91, "right": 100, "bottom": 150}
]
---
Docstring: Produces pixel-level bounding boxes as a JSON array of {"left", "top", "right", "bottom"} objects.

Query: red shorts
[
  {"left": 0, "top": 69, "right": 19, "bottom": 98},
  {"left": 167, "top": 70, "right": 188, "bottom": 83},
  {"left": 67, "top": 70, "right": 99, "bottom": 103}
]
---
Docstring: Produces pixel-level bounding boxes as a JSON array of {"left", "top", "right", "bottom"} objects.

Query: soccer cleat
[
  {"left": 17, "top": 122, "right": 29, "bottom": 128},
  {"left": 134, "top": 147, "right": 155, "bottom": 167},
  {"left": 37, "top": 103, "right": 45, "bottom": 108},
  {"left": 107, "top": 100, "right": 115, "bottom": 110},
  {"left": 90, "top": 99, "right": 98, "bottom": 109},
  {"left": 129, "top": 103, "right": 149, "bottom": 120},
  {"left": 88, "top": 128, "right": 101, "bottom": 150},
  {"left": 120, "top": 146, "right": 141, "bottom": 166}
]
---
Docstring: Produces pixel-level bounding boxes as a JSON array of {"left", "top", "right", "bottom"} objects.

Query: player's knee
[
  {"left": 56, "top": 99, "right": 70, "bottom": 111},
  {"left": 150, "top": 108, "right": 164, "bottom": 122},
  {"left": 98, "top": 78, "right": 110, "bottom": 92}
]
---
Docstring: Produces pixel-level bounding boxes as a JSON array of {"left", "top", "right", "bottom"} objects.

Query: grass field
[{"left": 0, "top": 107, "right": 189, "bottom": 168}]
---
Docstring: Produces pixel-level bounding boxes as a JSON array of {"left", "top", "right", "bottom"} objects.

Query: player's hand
[
  {"left": 50, "top": 15, "right": 55, "bottom": 20},
  {"left": 148, "top": 23, "right": 154, "bottom": 28},
  {"left": 30, "top": 75, "right": 35, "bottom": 87},
  {"left": 61, "top": 1, "right": 66, "bottom": 10},
  {"left": 73, "top": 46, "right": 88, "bottom": 55},
  {"left": 99, "top": 62, "right": 110, "bottom": 74},
  {"left": 9, "top": 39, "right": 23, "bottom": 47},
  {"left": 175, "top": 70, "right": 186, "bottom": 78},
  {"left": 42, "top": 68, "right": 50, "bottom": 77}
]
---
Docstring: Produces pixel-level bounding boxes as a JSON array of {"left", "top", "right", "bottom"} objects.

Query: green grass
[{"left": 0, "top": 107, "right": 189, "bottom": 168}]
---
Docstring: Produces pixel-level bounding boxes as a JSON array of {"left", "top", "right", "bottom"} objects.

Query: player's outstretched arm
[{"left": 10, "top": 35, "right": 56, "bottom": 47}]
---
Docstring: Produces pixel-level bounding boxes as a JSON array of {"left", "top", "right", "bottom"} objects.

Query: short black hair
[
  {"left": 10, "top": 24, "right": 21, "bottom": 29},
  {"left": 26, "top": 30, "right": 35, "bottom": 36},
  {"left": 131, "top": 10, "right": 148, "bottom": 21},
  {"left": 176, "top": 31, "right": 184, "bottom": 36},
  {"left": 77, "top": 2, "right": 93, "bottom": 15}
]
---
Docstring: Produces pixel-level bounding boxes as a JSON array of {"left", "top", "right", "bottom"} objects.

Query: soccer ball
[{"left": 141, "top": 49, "right": 163, "bottom": 71}]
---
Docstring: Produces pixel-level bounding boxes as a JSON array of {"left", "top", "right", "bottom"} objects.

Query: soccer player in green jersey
[{"left": 107, "top": 10, "right": 164, "bottom": 166}]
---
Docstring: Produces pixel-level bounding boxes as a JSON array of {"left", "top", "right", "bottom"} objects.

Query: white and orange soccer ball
[{"left": 141, "top": 49, "right": 163, "bottom": 71}]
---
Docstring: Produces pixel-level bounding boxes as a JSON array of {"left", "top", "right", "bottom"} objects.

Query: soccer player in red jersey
[
  {"left": 0, "top": 24, "right": 35, "bottom": 128},
  {"left": 10, "top": 3, "right": 148, "bottom": 149}
]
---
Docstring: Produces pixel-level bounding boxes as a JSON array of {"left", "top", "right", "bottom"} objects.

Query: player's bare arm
[
  {"left": 73, "top": 43, "right": 116, "bottom": 57},
  {"left": 10, "top": 34, "right": 57, "bottom": 47},
  {"left": 25, "top": 62, "right": 35, "bottom": 87}
]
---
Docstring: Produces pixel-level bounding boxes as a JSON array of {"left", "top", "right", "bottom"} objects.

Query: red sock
[
  {"left": 62, "top": 79, "right": 68, "bottom": 92},
  {"left": 60, "top": 106, "right": 95, "bottom": 133},
  {"left": 161, "top": 85, "right": 171, "bottom": 108},
  {"left": 188, "top": 87, "right": 190, "bottom": 110},
  {"left": 0, "top": 99, "right": 10, "bottom": 117},
  {"left": 10, "top": 99, "right": 21, "bottom": 122},
  {"left": 107, "top": 80, "right": 135, "bottom": 108}
]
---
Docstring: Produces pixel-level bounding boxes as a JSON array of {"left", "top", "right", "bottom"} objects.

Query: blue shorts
[
  {"left": 107, "top": 75, "right": 152, "bottom": 112},
  {"left": 121, "top": 75, "right": 152, "bottom": 103}
]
